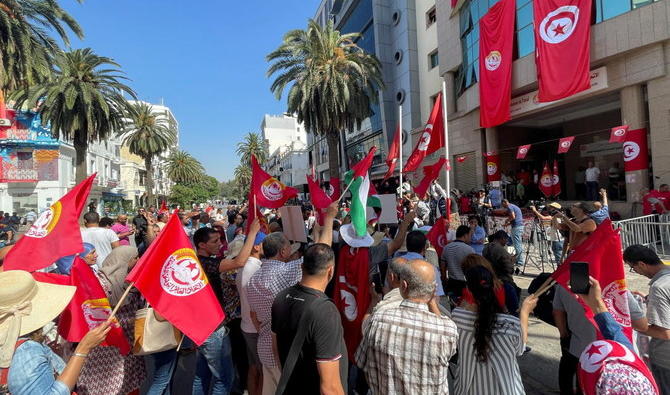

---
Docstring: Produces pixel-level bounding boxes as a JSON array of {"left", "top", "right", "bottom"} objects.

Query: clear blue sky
[{"left": 61, "top": 0, "right": 321, "bottom": 182}]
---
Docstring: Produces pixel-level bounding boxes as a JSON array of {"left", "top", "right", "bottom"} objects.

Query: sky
[{"left": 61, "top": 0, "right": 322, "bottom": 181}]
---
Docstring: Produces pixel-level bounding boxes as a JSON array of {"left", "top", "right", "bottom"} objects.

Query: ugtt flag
[
  {"left": 4, "top": 174, "right": 96, "bottom": 272},
  {"left": 479, "top": 0, "right": 515, "bottom": 127},
  {"left": 126, "top": 213, "right": 224, "bottom": 345}
]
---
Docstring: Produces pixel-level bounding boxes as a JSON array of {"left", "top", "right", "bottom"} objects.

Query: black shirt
[
  {"left": 272, "top": 283, "right": 347, "bottom": 394},
  {"left": 132, "top": 215, "right": 148, "bottom": 236},
  {"left": 198, "top": 255, "right": 224, "bottom": 307}
]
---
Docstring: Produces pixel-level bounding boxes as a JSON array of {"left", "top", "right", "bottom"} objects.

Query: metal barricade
[{"left": 613, "top": 214, "right": 670, "bottom": 258}]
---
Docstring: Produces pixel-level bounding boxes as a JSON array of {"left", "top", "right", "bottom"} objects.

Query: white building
[{"left": 260, "top": 114, "right": 307, "bottom": 155}]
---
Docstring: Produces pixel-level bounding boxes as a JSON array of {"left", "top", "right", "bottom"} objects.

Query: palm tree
[
  {"left": 11, "top": 48, "right": 135, "bottom": 182},
  {"left": 236, "top": 132, "right": 267, "bottom": 165},
  {"left": 166, "top": 150, "right": 204, "bottom": 184},
  {"left": 121, "top": 102, "right": 177, "bottom": 207},
  {"left": 0, "top": 0, "right": 84, "bottom": 110},
  {"left": 267, "top": 19, "right": 383, "bottom": 180},
  {"left": 233, "top": 164, "right": 251, "bottom": 198}
]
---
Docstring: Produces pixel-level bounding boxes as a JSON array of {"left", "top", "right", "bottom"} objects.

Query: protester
[
  {"left": 591, "top": 189, "right": 610, "bottom": 225},
  {"left": 362, "top": 257, "right": 409, "bottom": 328},
  {"left": 575, "top": 166, "right": 587, "bottom": 200},
  {"left": 227, "top": 212, "right": 244, "bottom": 242},
  {"left": 2, "top": 271, "right": 111, "bottom": 395},
  {"left": 132, "top": 207, "right": 148, "bottom": 246},
  {"left": 111, "top": 214, "right": 134, "bottom": 246},
  {"left": 98, "top": 217, "right": 114, "bottom": 228},
  {"left": 624, "top": 245, "right": 670, "bottom": 393},
  {"left": 441, "top": 225, "right": 474, "bottom": 299},
  {"left": 452, "top": 265, "right": 538, "bottom": 394},
  {"left": 488, "top": 185, "right": 502, "bottom": 209},
  {"left": 356, "top": 259, "right": 458, "bottom": 394},
  {"left": 502, "top": 199, "right": 525, "bottom": 269},
  {"left": 156, "top": 212, "right": 168, "bottom": 231},
  {"left": 555, "top": 202, "right": 597, "bottom": 252},
  {"left": 530, "top": 203, "right": 565, "bottom": 264},
  {"left": 272, "top": 243, "right": 347, "bottom": 395},
  {"left": 468, "top": 216, "right": 486, "bottom": 255},
  {"left": 586, "top": 161, "right": 600, "bottom": 201},
  {"left": 55, "top": 242, "right": 97, "bottom": 275},
  {"left": 23, "top": 209, "right": 37, "bottom": 228},
  {"left": 394, "top": 231, "right": 445, "bottom": 305},
  {"left": 81, "top": 211, "right": 120, "bottom": 268}
]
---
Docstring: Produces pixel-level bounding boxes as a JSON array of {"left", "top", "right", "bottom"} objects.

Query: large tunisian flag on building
[
  {"left": 623, "top": 128, "right": 649, "bottom": 172},
  {"left": 4, "top": 173, "right": 96, "bottom": 272},
  {"left": 534, "top": 0, "right": 592, "bottom": 102},
  {"left": 484, "top": 152, "right": 501, "bottom": 182},
  {"left": 479, "top": 0, "right": 515, "bottom": 127},
  {"left": 404, "top": 93, "right": 444, "bottom": 172},
  {"left": 126, "top": 213, "right": 224, "bottom": 345}
]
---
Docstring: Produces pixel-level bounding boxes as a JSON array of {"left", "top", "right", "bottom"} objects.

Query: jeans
[
  {"left": 511, "top": 225, "right": 524, "bottom": 266},
  {"left": 146, "top": 349, "right": 178, "bottom": 395},
  {"left": 193, "top": 325, "right": 234, "bottom": 395},
  {"left": 586, "top": 181, "right": 599, "bottom": 201},
  {"left": 551, "top": 240, "right": 563, "bottom": 265}
]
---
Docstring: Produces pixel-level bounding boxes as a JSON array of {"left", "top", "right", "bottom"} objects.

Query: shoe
[{"left": 515, "top": 268, "right": 521, "bottom": 275}]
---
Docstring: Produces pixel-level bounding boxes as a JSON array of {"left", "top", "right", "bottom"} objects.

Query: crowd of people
[{"left": 0, "top": 175, "right": 669, "bottom": 395}]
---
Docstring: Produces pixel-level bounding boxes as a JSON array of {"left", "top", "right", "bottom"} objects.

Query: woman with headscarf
[
  {"left": 73, "top": 246, "right": 146, "bottom": 395},
  {"left": 54, "top": 243, "right": 97, "bottom": 275}
]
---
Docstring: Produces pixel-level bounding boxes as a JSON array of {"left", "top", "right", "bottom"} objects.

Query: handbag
[{"left": 132, "top": 307, "right": 182, "bottom": 355}]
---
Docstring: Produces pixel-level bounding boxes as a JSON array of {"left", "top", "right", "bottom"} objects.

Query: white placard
[
  {"left": 278, "top": 206, "right": 308, "bottom": 243},
  {"left": 366, "top": 194, "right": 399, "bottom": 225}
]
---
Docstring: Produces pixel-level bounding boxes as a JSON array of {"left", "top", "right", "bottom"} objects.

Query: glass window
[
  {"left": 517, "top": 24, "right": 535, "bottom": 58},
  {"left": 516, "top": 2, "right": 533, "bottom": 30},
  {"left": 426, "top": 6, "right": 437, "bottom": 27},
  {"left": 429, "top": 50, "right": 439, "bottom": 69}
]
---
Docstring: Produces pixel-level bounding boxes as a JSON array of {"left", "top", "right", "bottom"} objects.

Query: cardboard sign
[
  {"left": 278, "top": 206, "right": 308, "bottom": 243},
  {"left": 365, "top": 194, "right": 399, "bottom": 225}
]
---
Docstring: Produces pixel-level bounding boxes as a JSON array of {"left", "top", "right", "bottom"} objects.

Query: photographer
[
  {"left": 554, "top": 202, "right": 597, "bottom": 253},
  {"left": 473, "top": 189, "right": 492, "bottom": 232},
  {"left": 530, "top": 202, "right": 565, "bottom": 265}
]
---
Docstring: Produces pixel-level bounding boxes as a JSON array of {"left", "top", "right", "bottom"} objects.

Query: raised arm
[
  {"left": 316, "top": 202, "right": 339, "bottom": 246},
  {"left": 388, "top": 210, "right": 416, "bottom": 255},
  {"left": 218, "top": 218, "right": 260, "bottom": 272}
]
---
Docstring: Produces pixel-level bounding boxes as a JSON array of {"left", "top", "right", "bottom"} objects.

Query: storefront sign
[
  {"left": 510, "top": 67, "right": 608, "bottom": 118},
  {"left": 579, "top": 140, "right": 621, "bottom": 158}
]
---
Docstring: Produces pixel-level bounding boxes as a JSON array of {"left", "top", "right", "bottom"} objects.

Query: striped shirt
[
  {"left": 355, "top": 299, "right": 458, "bottom": 394},
  {"left": 451, "top": 308, "right": 525, "bottom": 395}
]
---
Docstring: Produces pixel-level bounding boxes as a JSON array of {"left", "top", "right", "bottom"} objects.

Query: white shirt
[
  {"left": 81, "top": 227, "right": 119, "bottom": 268},
  {"left": 585, "top": 167, "right": 600, "bottom": 182},
  {"left": 236, "top": 256, "right": 262, "bottom": 333}
]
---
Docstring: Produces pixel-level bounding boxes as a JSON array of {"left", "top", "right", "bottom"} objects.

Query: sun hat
[
  {"left": 0, "top": 270, "right": 76, "bottom": 367},
  {"left": 548, "top": 202, "right": 562, "bottom": 210},
  {"left": 339, "top": 224, "right": 374, "bottom": 248},
  {"left": 226, "top": 238, "right": 245, "bottom": 259}
]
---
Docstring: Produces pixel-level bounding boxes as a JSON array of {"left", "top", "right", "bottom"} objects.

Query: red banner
[
  {"left": 539, "top": 162, "right": 554, "bottom": 197},
  {"left": 609, "top": 125, "right": 629, "bottom": 143},
  {"left": 534, "top": 0, "right": 592, "bottom": 102},
  {"left": 552, "top": 159, "right": 562, "bottom": 197},
  {"left": 126, "top": 213, "right": 224, "bottom": 345},
  {"left": 484, "top": 152, "right": 501, "bottom": 182},
  {"left": 623, "top": 128, "right": 649, "bottom": 172},
  {"left": 307, "top": 174, "right": 333, "bottom": 226},
  {"left": 414, "top": 157, "right": 447, "bottom": 199},
  {"left": 383, "top": 125, "right": 401, "bottom": 180},
  {"left": 251, "top": 155, "right": 298, "bottom": 208},
  {"left": 557, "top": 136, "right": 575, "bottom": 154},
  {"left": 479, "top": 0, "right": 515, "bottom": 127},
  {"left": 404, "top": 93, "right": 444, "bottom": 172},
  {"left": 426, "top": 216, "right": 449, "bottom": 257},
  {"left": 516, "top": 144, "right": 531, "bottom": 159},
  {"left": 4, "top": 174, "right": 96, "bottom": 272},
  {"left": 351, "top": 147, "right": 377, "bottom": 179}
]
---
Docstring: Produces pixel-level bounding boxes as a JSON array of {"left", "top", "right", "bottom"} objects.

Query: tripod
[{"left": 521, "top": 217, "right": 556, "bottom": 274}]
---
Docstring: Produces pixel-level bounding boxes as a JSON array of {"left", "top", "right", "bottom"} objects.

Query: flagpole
[
  {"left": 398, "top": 104, "right": 403, "bottom": 197},
  {"left": 108, "top": 283, "right": 135, "bottom": 321},
  {"left": 442, "top": 81, "right": 450, "bottom": 197}
]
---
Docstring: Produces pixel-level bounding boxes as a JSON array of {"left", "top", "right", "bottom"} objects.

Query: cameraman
[
  {"left": 530, "top": 203, "right": 564, "bottom": 265},
  {"left": 555, "top": 202, "right": 597, "bottom": 253}
]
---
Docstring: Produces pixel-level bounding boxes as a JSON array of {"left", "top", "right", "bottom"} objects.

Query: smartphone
[{"left": 570, "top": 261, "right": 590, "bottom": 294}]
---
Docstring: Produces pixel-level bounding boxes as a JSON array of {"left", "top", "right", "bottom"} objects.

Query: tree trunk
[
  {"left": 145, "top": 155, "right": 155, "bottom": 209},
  {"left": 74, "top": 131, "right": 88, "bottom": 183},
  {"left": 326, "top": 132, "right": 341, "bottom": 180}
]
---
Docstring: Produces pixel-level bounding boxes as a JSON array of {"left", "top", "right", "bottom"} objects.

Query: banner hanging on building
[
  {"left": 516, "top": 144, "right": 531, "bottom": 159},
  {"left": 484, "top": 152, "right": 501, "bottom": 182},
  {"left": 479, "top": 0, "right": 515, "bottom": 128},
  {"left": 623, "top": 128, "right": 649, "bottom": 172},
  {"left": 533, "top": 0, "right": 592, "bottom": 102},
  {"left": 539, "top": 162, "right": 554, "bottom": 197},
  {"left": 557, "top": 136, "right": 575, "bottom": 154},
  {"left": 610, "top": 125, "right": 629, "bottom": 143}
]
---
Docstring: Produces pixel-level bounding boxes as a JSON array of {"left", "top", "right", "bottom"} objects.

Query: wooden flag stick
[
  {"left": 336, "top": 178, "right": 356, "bottom": 204},
  {"left": 108, "top": 283, "right": 135, "bottom": 321},
  {"left": 534, "top": 278, "right": 557, "bottom": 298}
]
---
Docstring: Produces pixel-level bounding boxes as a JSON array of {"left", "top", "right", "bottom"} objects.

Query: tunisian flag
[
  {"left": 623, "top": 128, "right": 649, "bottom": 172},
  {"left": 32, "top": 257, "right": 130, "bottom": 354},
  {"left": 426, "top": 216, "right": 449, "bottom": 257},
  {"left": 4, "top": 174, "right": 96, "bottom": 272},
  {"left": 610, "top": 125, "right": 629, "bottom": 143},
  {"left": 516, "top": 144, "right": 531, "bottom": 160},
  {"left": 552, "top": 159, "right": 562, "bottom": 197},
  {"left": 326, "top": 177, "right": 341, "bottom": 201},
  {"left": 484, "top": 152, "right": 501, "bottom": 182},
  {"left": 534, "top": 0, "right": 592, "bottom": 102},
  {"left": 479, "top": 0, "right": 515, "bottom": 127},
  {"left": 333, "top": 243, "right": 370, "bottom": 360},
  {"left": 414, "top": 157, "right": 447, "bottom": 198},
  {"left": 251, "top": 155, "right": 298, "bottom": 208},
  {"left": 383, "top": 125, "right": 401, "bottom": 180},
  {"left": 552, "top": 219, "right": 633, "bottom": 343},
  {"left": 126, "top": 213, "right": 224, "bottom": 345},
  {"left": 307, "top": 174, "right": 332, "bottom": 226},
  {"left": 404, "top": 93, "right": 444, "bottom": 172},
  {"left": 539, "top": 162, "right": 554, "bottom": 197},
  {"left": 557, "top": 136, "right": 575, "bottom": 154}
]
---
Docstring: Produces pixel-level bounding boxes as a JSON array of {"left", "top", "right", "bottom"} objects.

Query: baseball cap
[{"left": 254, "top": 231, "right": 267, "bottom": 246}]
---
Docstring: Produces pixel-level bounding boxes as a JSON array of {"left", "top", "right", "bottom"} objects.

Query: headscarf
[
  {"left": 54, "top": 243, "right": 96, "bottom": 274},
  {"left": 99, "top": 246, "right": 138, "bottom": 306}
]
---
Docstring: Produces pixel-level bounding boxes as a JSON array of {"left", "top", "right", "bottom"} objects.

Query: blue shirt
[
  {"left": 593, "top": 311, "right": 634, "bottom": 351},
  {"left": 488, "top": 189, "right": 502, "bottom": 208},
  {"left": 590, "top": 206, "right": 610, "bottom": 225},
  {"left": 8, "top": 340, "right": 69, "bottom": 395},
  {"left": 469, "top": 226, "right": 486, "bottom": 255},
  {"left": 507, "top": 204, "right": 523, "bottom": 227}
]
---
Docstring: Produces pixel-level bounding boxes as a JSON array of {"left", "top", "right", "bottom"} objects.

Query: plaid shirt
[
  {"left": 355, "top": 299, "right": 459, "bottom": 395},
  {"left": 247, "top": 258, "right": 302, "bottom": 368}
]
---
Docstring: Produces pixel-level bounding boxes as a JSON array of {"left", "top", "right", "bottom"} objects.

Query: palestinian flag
[
  {"left": 367, "top": 182, "right": 382, "bottom": 226},
  {"left": 344, "top": 147, "right": 376, "bottom": 237}
]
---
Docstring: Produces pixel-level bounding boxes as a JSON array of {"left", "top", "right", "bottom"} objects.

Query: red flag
[
  {"left": 333, "top": 245, "right": 370, "bottom": 360},
  {"left": 609, "top": 125, "right": 629, "bottom": 143},
  {"left": 539, "top": 162, "right": 554, "bottom": 197},
  {"left": 552, "top": 220, "right": 633, "bottom": 343},
  {"left": 307, "top": 175, "right": 332, "bottom": 226},
  {"left": 404, "top": 93, "right": 444, "bottom": 172},
  {"left": 351, "top": 146, "right": 377, "bottom": 179},
  {"left": 159, "top": 201, "right": 168, "bottom": 213},
  {"left": 251, "top": 155, "right": 298, "bottom": 208},
  {"left": 557, "top": 136, "right": 575, "bottom": 154},
  {"left": 126, "top": 213, "right": 224, "bottom": 345},
  {"left": 4, "top": 174, "right": 96, "bottom": 272},
  {"left": 552, "top": 160, "right": 562, "bottom": 197},
  {"left": 534, "top": 0, "right": 592, "bottom": 102},
  {"left": 414, "top": 157, "right": 447, "bottom": 198},
  {"left": 426, "top": 216, "right": 449, "bottom": 257},
  {"left": 456, "top": 155, "right": 467, "bottom": 163},
  {"left": 478, "top": 0, "right": 515, "bottom": 127},
  {"left": 326, "top": 177, "right": 341, "bottom": 201},
  {"left": 33, "top": 258, "right": 130, "bottom": 354},
  {"left": 517, "top": 144, "right": 531, "bottom": 159},
  {"left": 623, "top": 128, "right": 649, "bottom": 172},
  {"left": 484, "top": 152, "right": 501, "bottom": 182},
  {"left": 383, "top": 125, "right": 401, "bottom": 180}
]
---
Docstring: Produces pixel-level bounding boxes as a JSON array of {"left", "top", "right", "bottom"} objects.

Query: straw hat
[
  {"left": 340, "top": 224, "right": 374, "bottom": 248},
  {"left": 0, "top": 270, "right": 76, "bottom": 367}
]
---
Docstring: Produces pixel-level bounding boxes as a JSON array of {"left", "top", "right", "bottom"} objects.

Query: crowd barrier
[{"left": 612, "top": 214, "right": 670, "bottom": 259}]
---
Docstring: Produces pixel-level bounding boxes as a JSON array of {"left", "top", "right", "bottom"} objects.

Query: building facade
[
  {"left": 261, "top": 114, "right": 310, "bottom": 192},
  {"left": 436, "top": 0, "right": 668, "bottom": 216}
]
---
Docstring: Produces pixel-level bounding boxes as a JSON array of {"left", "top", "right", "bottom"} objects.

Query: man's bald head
[
  {"left": 387, "top": 257, "right": 410, "bottom": 289},
  {"left": 400, "top": 259, "right": 436, "bottom": 301}
]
